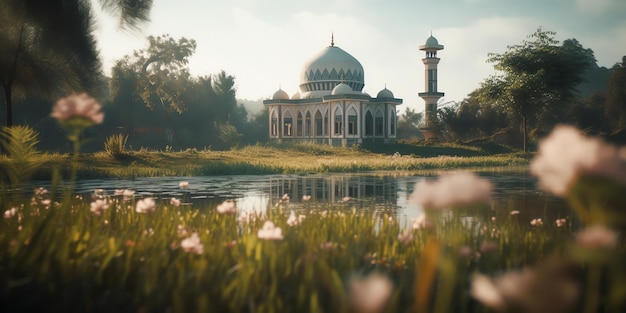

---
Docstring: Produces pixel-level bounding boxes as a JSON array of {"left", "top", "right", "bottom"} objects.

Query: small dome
[
  {"left": 272, "top": 89, "right": 289, "bottom": 100},
  {"left": 291, "top": 92, "right": 301, "bottom": 100},
  {"left": 377, "top": 88, "right": 394, "bottom": 98},
  {"left": 425, "top": 36, "right": 439, "bottom": 47},
  {"left": 331, "top": 83, "right": 354, "bottom": 95},
  {"left": 420, "top": 35, "right": 444, "bottom": 50}
]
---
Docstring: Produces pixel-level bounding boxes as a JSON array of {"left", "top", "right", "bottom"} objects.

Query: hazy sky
[{"left": 92, "top": 0, "right": 626, "bottom": 113}]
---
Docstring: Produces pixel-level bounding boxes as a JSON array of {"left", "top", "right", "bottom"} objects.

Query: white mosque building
[{"left": 263, "top": 36, "right": 402, "bottom": 146}]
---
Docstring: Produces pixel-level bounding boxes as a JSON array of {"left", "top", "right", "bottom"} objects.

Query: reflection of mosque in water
[{"left": 268, "top": 175, "right": 399, "bottom": 208}]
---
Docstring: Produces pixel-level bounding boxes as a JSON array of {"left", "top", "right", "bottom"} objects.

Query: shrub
[{"left": 104, "top": 133, "right": 129, "bottom": 160}]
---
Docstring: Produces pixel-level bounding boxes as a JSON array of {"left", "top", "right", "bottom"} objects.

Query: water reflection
[{"left": 15, "top": 170, "right": 572, "bottom": 223}]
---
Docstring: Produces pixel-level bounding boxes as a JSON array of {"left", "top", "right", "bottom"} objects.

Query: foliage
[
  {"left": 396, "top": 107, "right": 423, "bottom": 140},
  {"left": 217, "top": 123, "right": 242, "bottom": 148},
  {"left": 605, "top": 56, "right": 626, "bottom": 129},
  {"left": 104, "top": 133, "right": 129, "bottom": 160},
  {"left": 0, "top": 125, "right": 44, "bottom": 184},
  {"left": 476, "top": 28, "right": 596, "bottom": 151}
]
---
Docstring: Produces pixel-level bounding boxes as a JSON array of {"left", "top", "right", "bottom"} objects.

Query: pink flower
[
  {"left": 3, "top": 207, "right": 18, "bottom": 219},
  {"left": 576, "top": 225, "right": 618, "bottom": 249},
  {"left": 50, "top": 93, "right": 104, "bottom": 124},
  {"left": 530, "top": 125, "right": 626, "bottom": 196},
  {"left": 510, "top": 210, "right": 520, "bottom": 215},
  {"left": 90, "top": 199, "right": 109, "bottom": 216},
  {"left": 397, "top": 230, "right": 414, "bottom": 244},
  {"left": 216, "top": 200, "right": 237, "bottom": 214},
  {"left": 530, "top": 218, "right": 543, "bottom": 226},
  {"left": 136, "top": 198, "right": 156, "bottom": 213},
  {"left": 287, "top": 211, "right": 305, "bottom": 226},
  {"left": 409, "top": 171, "right": 493, "bottom": 209},
  {"left": 348, "top": 273, "right": 393, "bottom": 313},
  {"left": 181, "top": 232, "right": 204, "bottom": 254},
  {"left": 555, "top": 218, "right": 567, "bottom": 227},
  {"left": 471, "top": 260, "right": 579, "bottom": 313},
  {"left": 411, "top": 215, "right": 433, "bottom": 230},
  {"left": 179, "top": 181, "right": 189, "bottom": 188},
  {"left": 281, "top": 194, "right": 290, "bottom": 202},
  {"left": 302, "top": 195, "right": 311, "bottom": 201},
  {"left": 170, "top": 197, "right": 181, "bottom": 207},
  {"left": 257, "top": 221, "right": 283, "bottom": 240}
]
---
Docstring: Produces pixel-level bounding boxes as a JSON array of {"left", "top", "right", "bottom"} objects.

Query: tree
[
  {"left": 477, "top": 28, "right": 596, "bottom": 151},
  {"left": 0, "top": 0, "right": 153, "bottom": 128},
  {"left": 396, "top": 107, "right": 423, "bottom": 140},
  {"left": 110, "top": 34, "right": 197, "bottom": 149},
  {"left": 605, "top": 56, "right": 626, "bottom": 129}
]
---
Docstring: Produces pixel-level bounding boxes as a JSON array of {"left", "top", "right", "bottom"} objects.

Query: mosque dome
[
  {"left": 291, "top": 92, "right": 301, "bottom": 100},
  {"left": 298, "top": 39, "right": 365, "bottom": 98},
  {"left": 376, "top": 87, "right": 394, "bottom": 98},
  {"left": 272, "top": 89, "right": 289, "bottom": 100},
  {"left": 331, "top": 82, "right": 354, "bottom": 95}
]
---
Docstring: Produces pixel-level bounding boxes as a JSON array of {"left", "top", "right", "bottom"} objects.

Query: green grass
[{"left": 0, "top": 142, "right": 530, "bottom": 179}]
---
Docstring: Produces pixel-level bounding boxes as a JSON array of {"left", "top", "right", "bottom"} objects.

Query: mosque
[{"left": 264, "top": 34, "right": 443, "bottom": 145}]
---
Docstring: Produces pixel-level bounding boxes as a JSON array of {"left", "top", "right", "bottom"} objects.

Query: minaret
[{"left": 418, "top": 33, "right": 444, "bottom": 141}]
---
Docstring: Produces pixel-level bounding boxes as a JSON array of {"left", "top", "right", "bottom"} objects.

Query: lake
[{"left": 20, "top": 169, "right": 572, "bottom": 225}]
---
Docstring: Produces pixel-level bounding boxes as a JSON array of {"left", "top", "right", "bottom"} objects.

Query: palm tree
[{"left": 0, "top": 0, "right": 152, "bottom": 127}]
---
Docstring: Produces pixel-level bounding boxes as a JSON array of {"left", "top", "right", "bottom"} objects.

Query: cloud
[{"left": 576, "top": 0, "right": 626, "bottom": 14}]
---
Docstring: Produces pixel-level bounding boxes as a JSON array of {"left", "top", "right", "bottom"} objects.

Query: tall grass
[{"left": 2, "top": 191, "right": 609, "bottom": 312}]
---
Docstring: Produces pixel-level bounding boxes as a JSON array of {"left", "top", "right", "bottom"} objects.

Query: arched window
[
  {"left": 347, "top": 107, "right": 358, "bottom": 135},
  {"left": 283, "top": 111, "right": 293, "bottom": 136},
  {"left": 334, "top": 107, "right": 343, "bottom": 135},
  {"left": 375, "top": 109, "right": 384, "bottom": 136},
  {"left": 315, "top": 111, "right": 323, "bottom": 136},
  {"left": 271, "top": 110, "right": 278, "bottom": 136},
  {"left": 365, "top": 111, "right": 373, "bottom": 136},
  {"left": 389, "top": 108, "right": 396, "bottom": 136},
  {"left": 305, "top": 112, "right": 312, "bottom": 137},
  {"left": 297, "top": 112, "right": 303, "bottom": 137}
]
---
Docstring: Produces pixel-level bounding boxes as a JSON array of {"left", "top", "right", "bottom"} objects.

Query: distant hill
[{"left": 238, "top": 98, "right": 265, "bottom": 117}]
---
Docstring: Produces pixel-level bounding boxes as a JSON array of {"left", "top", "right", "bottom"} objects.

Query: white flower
[
  {"left": 179, "top": 181, "right": 189, "bottom": 189},
  {"left": 50, "top": 92, "right": 104, "bottom": 124},
  {"left": 348, "top": 273, "right": 393, "bottom": 313},
  {"left": 181, "top": 232, "right": 204, "bottom": 255},
  {"left": 409, "top": 171, "right": 493, "bottom": 209},
  {"left": 136, "top": 198, "right": 156, "bottom": 213},
  {"left": 281, "top": 193, "right": 290, "bottom": 202},
  {"left": 342, "top": 196, "right": 351, "bottom": 202},
  {"left": 530, "top": 218, "right": 543, "bottom": 226},
  {"left": 302, "top": 195, "right": 311, "bottom": 201},
  {"left": 576, "top": 225, "right": 618, "bottom": 249},
  {"left": 257, "top": 221, "right": 284, "bottom": 240},
  {"left": 530, "top": 125, "right": 626, "bottom": 196},
  {"left": 555, "top": 218, "right": 567, "bottom": 227},
  {"left": 89, "top": 199, "right": 109, "bottom": 216},
  {"left": 34, "top": 187, "right": 48, "bottom": 196},
  {"left": 170, "top": 197, "right": 181, "bottom": 207},
  {"left": 216, "top": 200, "right": 237, "bottom": 214},
  {"left": 510, "top": 210, "right": 520, "bottom": 215}
]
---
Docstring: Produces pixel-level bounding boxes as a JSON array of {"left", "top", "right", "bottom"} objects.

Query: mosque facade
[{"left": 263, "top": 37, "right": 402, "bottom": 146}]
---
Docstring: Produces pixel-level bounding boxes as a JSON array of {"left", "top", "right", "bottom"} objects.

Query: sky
[{"left": 91, "top": 0, "right": 626, "bottom": 114}]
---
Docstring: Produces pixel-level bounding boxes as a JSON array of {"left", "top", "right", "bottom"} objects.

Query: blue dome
[{"left": 377, "top": 88, "right": 394, "bottom": 98}]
